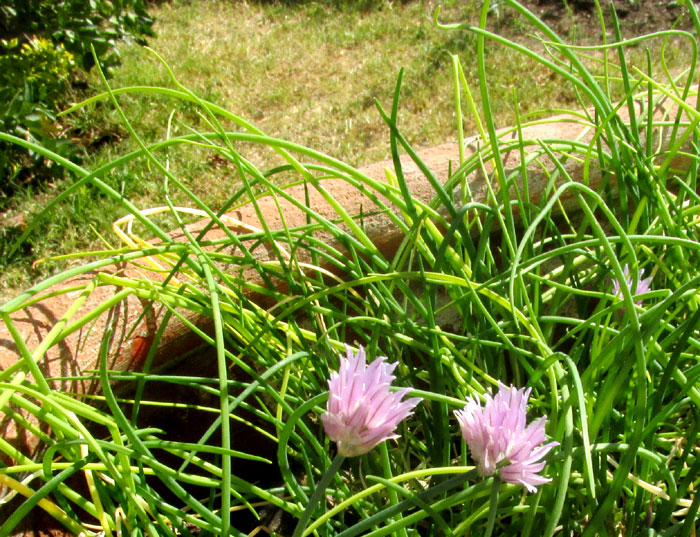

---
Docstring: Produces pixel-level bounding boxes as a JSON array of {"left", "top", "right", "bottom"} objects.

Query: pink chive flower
[
  {"left": 321, "top": 345, "right": 421, "bottom": 457},
  {"left": 612, "top": 264, "right": 652, "bottom": 307},
  {"left": 454, "top": 383, "right": 558, "bottom": 493}
]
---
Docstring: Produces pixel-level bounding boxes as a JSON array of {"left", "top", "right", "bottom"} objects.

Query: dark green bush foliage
[
  {"left": 0, "top": 0, "right": 155, "bottom": 204},
  {"left": 0, "top": 0, "right": 155, "bottom": 71}
]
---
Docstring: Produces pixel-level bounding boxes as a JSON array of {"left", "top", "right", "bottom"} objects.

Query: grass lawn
[{"left": 1, "top": 0, "right": 693, "bottom": 294}]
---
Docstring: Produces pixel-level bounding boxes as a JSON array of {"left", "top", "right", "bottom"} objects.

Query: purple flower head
[
  {"left": 454, "top": 383, "right": 558, "bottom": 493},
  {"left": 321, "top": 345, "right": 421, "bottom": 457},
  {"left": 612, "top": 264, "right": 652, "bottom": 307}
]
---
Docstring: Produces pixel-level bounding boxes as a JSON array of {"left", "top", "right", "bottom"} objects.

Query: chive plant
[{"left": 1, "top": 1, "right": 699, "bottom": 535}]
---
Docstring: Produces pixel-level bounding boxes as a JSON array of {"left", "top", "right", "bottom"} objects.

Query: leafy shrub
[
  {"left": 0, "top": 0, "right": 155, "bottom": 204},
  {"left": 0, "top": 37, "right": 77, "bottom": 199},
  {"left": 0, "top": 0, "right": 155, "bottom": 72},
  {"left": 0, "top": 37, "right": 75, "bottom": 102}
]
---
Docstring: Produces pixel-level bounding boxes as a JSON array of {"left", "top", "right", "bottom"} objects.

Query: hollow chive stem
[
  {"left": 484, "top": 476, "right": 501, "bottom": 537},
  {"left": 292, "top": 453, "right": 346, "bottom": 537}
]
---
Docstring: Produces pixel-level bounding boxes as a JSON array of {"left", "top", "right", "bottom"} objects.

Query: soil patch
[{"left": 516, "top": 0, "right": 695, "bottom": 41}]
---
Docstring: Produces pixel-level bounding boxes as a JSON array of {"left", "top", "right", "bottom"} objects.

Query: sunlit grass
[{"left": 1, "top": 0, "right": 695, "bottom": 295}]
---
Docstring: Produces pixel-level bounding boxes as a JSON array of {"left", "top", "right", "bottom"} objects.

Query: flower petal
[
  {"left": 454, "top": 384, "right": 557, "bottom": 492},
  {"left": 322, "top": 345, "right": 421, "bottom": 457}
]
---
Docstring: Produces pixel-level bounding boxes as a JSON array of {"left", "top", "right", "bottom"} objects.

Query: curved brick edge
[{"left": 0, "top": 90, "right": 696, "bottom": 533}]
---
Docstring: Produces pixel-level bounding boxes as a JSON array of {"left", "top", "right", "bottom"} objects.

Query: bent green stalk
[{"left": 292, "top": 453, "right": 346, "bottom": 537}]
